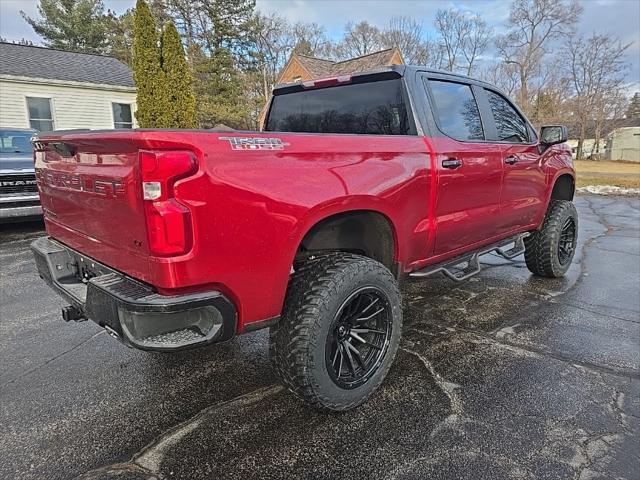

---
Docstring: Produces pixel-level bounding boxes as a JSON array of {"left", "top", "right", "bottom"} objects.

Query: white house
[
  {"left": 606, "top": 126, "right": 640, "bottom": 162},
  {"left": 0, "top": 42, "right": 137, "bottom": 132}
]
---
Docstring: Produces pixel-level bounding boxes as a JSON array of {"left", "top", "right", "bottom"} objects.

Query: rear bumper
[{"left": 31, "top": 236, "right": 237, "bottom": 351}]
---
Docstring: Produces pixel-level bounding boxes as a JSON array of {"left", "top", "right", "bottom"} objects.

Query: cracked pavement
[{"left": 1, "top": 194, "right": 638, "bottom": 480}]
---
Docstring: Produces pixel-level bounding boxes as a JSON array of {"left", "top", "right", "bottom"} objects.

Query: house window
[
  {"left": 112, "top": 103, "right": 133, "bottom": 129},
  {"left": 26, "top": 97, "right": 54, "bottom": 132}
]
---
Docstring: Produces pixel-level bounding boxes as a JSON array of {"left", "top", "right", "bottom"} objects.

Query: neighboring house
[
  {"left": 606, "top": 126, "right": 640, "bottom": 162},
  {"left": 277, "top": 47, "right": 404, "bottom": 84},
  {"left": 0, "top": 42, "right": 137, "bottom": 132},
  {"left": 567, "top": 138, "right": 601, "bottom": 160}
]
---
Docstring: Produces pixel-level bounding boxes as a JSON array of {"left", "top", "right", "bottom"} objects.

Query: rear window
[
  {"left": 265, "top": 79, "right": 415, "bottom": 135},
  {"left": 0, "top": 129, "right": 34, "bottom": 153}
]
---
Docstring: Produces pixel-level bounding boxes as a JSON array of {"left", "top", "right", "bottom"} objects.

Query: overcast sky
[{"left": 1, "top": 0, "right": 638, "bottom": 89}]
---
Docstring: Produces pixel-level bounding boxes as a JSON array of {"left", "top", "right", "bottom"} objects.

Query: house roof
[
  {"left": 293, "top": 48, "right": 402, "bottom": 80},
  {"left": 0, "top": 42, "right": 134, "bottom": 88}
]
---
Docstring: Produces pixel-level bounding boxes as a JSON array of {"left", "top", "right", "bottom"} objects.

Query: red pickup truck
[{"left": 31, "top": 66, "right": 576, "bottom": 410}]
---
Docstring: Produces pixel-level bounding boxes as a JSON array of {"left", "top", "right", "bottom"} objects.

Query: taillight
[{"left": 140, "top": 150, "right": 197, "bottom": 256}]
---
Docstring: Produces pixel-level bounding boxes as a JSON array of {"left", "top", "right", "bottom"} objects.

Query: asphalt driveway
[{"left": 1, "top": 194, "right": 638, "bottom": 480}]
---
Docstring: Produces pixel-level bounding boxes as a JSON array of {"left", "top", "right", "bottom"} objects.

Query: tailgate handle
[{"left": 51, "top": 142, "right": 77, "bottom": 157}]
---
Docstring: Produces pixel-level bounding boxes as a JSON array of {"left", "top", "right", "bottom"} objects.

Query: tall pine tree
[
  {"left": 21, "top": 0, "right": 110, "bottom": 53},
  {"left": 627, "top": 92, "right": 640, "bottom": 120},
  {"left": 132, "top": 0, "right": 170, "bottom": 128},
  {"left": 192, "top": 0, "right": 255, "bottom": 128},
  {"left": 161, "top": 22, "right": 197, "bottom": 128}
]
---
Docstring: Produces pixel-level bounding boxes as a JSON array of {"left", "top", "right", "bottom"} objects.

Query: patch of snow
[{"left": 577, "top": 185, "right": 640, "bottom": 196}]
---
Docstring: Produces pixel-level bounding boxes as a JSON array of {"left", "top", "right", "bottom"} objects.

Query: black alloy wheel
[
  {"left": 325, "top": 286, "right": 393, "bottom": 389},
  {"left": 270, "top": 252, "right": 402, "bottom": 410},
  {"left": 524, "top": 199, "right": 579, "bottom": 278},
  {"left": 558, "top": 217, "right": 576, "bottom": 266}
]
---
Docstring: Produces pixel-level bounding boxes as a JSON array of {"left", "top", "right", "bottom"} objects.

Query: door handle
[
  {"left": 505, "top": 156, "right": 518, "bottom": 165},
  {"left": 442, "top": 158, "right": 462, "bottom": 169}
]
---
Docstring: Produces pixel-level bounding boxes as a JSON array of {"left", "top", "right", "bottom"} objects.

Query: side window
[
  {"left": 427, "top": 80, "right": 484, "bottom": 141},
  {"left": 26, "top": 97, "right": 54, "bottom": 132},
  {"left": 486, "top": 90, "right": 529, "bottom": 143}
]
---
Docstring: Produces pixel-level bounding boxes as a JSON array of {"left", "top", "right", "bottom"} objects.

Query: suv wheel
[
  {"left": 524, "top": 200, "right": 578, "bottom": 278},
  {"left": 270, "top": 252, "right": 402, "bottom": 411}
]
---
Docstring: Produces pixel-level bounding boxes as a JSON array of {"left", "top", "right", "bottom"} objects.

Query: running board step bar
[{"left": 409, "top": 233, "right": 529, "bottom": 282}]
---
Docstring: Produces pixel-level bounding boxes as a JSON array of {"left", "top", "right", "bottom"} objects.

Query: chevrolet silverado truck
[
  {"left": 0, "top": 128, "right": 41, "bottom": 221},
  {"left": 31, "top": 66, "right": 577, "bottom": 410}
]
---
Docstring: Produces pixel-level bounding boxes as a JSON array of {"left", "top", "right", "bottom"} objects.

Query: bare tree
[
  {"left": 461, "top": 15, "right": 492, "bottom": 76},
  {"left": 434, "top": 9, "right": 468, "bottom": 71},
  {"left": 291, "top": 22, "right": 333, "bottom": 58},
  {"left": 479, "top": 61, "right": 520, "bottom": 97},
  {"left": 379, "top": 17, "right": 425, "bottom": 63},
  {"left": 379, "top": 16, "right": 441, "bottom": 67},
  {"left": 563, "top": 33, "right": 630, "bottom": 160},
  {"left": 335, "top": 21, "right": 382, "bottom": 59},
  {"left": 251, "top": 12, "right": 295, "bottom": 99},
  {"left": 435, "top": 9, "right": 492, "bottom": 75},
  {"left": 496, "top": 0, "right": 582, "bottom": 114}
]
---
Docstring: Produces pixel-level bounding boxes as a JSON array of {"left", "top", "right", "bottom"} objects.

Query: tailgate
[{"left": 34, "top": 135, "right": 149, "bottom": 257}]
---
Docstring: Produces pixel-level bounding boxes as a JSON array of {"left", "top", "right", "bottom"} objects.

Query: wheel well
[
  {"left": 551, "top": 174, "right": 575, "bottom": 201},
  {"left": 297, "top": 211, "right": 396, "bottom": 270}
]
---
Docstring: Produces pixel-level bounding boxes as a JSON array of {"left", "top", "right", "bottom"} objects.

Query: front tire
[
  {"left": 524, "top": 200, "right": 578, "bottom": 277},
  {"left": 270, "top": 253, "right": 402, "bottom": 411}
]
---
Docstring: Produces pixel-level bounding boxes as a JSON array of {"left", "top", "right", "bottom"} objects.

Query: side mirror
[{"left": 539, "top": 125, "right": 568, "bottom": 146}]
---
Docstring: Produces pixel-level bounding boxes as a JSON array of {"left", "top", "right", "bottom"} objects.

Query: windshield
[
  {"left": 0, "top": 130, "right": 35, "bottom": 154},
  {"left": 265, "top": 78, "right": 415, "bottom": 135}
]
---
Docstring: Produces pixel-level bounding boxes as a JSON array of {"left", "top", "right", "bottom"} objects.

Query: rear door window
[
  {"left": 265, "top": 78, "right": 415, "bottom": 135},
  {"left": 485, "top": 90, "right": 529, "bottom": 143},
  {"left": 428, "top": 80, "right": 484, "bottom": 141}
]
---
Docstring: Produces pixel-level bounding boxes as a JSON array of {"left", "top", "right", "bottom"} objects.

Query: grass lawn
[{"left": 574, "top": 160, "right": 640, "bottom": 188}]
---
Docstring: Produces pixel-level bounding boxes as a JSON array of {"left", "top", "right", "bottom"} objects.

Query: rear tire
[
  {"left": 270, "top": 252, "right": 402, "bottom": 411},
  {"left": 524, "top": 200, "right": 578, "bottom": 278}
]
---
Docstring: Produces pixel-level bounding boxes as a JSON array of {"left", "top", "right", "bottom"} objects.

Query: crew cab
[
  {"left": 0, "top": 128, "right": 41, "bottom": 221},
  {"left": 31, "top": 66, "right": 576, "bottom": 410}
]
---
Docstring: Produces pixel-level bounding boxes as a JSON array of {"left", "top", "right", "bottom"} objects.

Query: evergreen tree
[
  {"left": 626, "top": 92, "right": 640, "bottom": 120},
  {"left": 21, "top": 0, "right": 110, "bottom": 53},
  {"left": 191, "top": 0, "right": 255, "bottom": 128},
  {"left": 161, "top": 22, "right": 197, "bottom": 128},
  {"left": 192, "top": 46, "right": 249, "bottom": 129},
  {"left": 105, "top": 9, "right": 135, "bottom": 66},
  {"left": 132, "top": 0, "right": 170, "bottom": 128}
]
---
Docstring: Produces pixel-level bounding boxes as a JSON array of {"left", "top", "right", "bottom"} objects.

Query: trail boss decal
[{"left": 219, "top": 137, "right": 290, "bottom": 151}]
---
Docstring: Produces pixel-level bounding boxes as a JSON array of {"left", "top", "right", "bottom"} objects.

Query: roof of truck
[{"left": 273, "top": 64, "right": 496, "bottom": 92}]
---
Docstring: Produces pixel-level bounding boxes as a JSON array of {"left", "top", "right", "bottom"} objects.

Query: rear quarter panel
[{"left": 175, "top": 132, "right": 432, "bottom": 329}]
